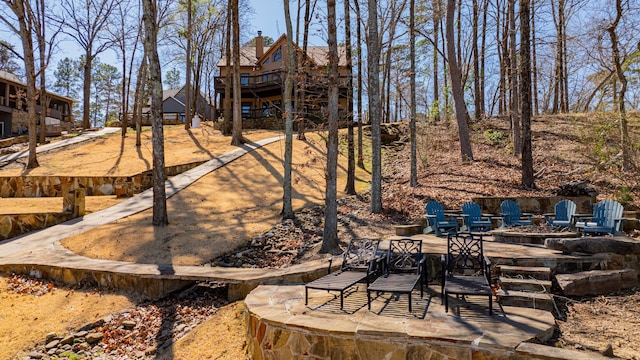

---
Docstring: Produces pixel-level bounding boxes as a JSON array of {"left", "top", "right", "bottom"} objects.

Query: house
[
  {"left": 138, "top": 85, "right": 215, "bottom": 126},
  {"left": 213, "top": 32, "right": 351, "bottom": 130},
  {"left": 0, "top": 70, "right": 75, "bottom": 137}
]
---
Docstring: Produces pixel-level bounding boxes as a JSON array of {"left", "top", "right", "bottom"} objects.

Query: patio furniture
[
  {"left": 425, "top": 201, "right": 458, "bottom": 236},
  {"left": 441, "top": 232, "right": 494, "bottom": 315},
  {"left": 367, "top": 238, "right": 426, "bottom": 313},
  {"left": 574, "top": 199, "right": 624, "bottom": 236},
  {"left": 461, "top": 201, "right": 493, "bottom": 232},
  {"left": 305, "top": 238, "right": 381, "bottom": 310},
  {"left": 499, "top": 200, "right": 533, "bottom": 227},
  {"left": 544, "top": 199, "right": 577, "bottom": 228}
]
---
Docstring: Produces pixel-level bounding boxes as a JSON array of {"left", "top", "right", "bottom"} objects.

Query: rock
[
  {"left": 556, "top": 269, "right": 638, "bottom": 296},
  {"left": 545, "top": 236, "right": 640, "bottom": 255},
  {"left": 122, "top": 320, "right": 136, "bottom": 329},
  {"left": 85, "top": 332, "right": 103, "bottom": 344},
  {"left": 45, "top": 332, "right": 57, "bottom": 343},
  {"left": 45, "top": 340, "right": 60, "bottom": 350},
  {"left": 26, "top": 352, "right": 44, "bottom": 359},
  {"left": 60, "top": 335, "right": 75, "bottom": 345},
  {"left": 74, "top": 330, "right": 88, "bottom": 338},
  {"left": 145, "top": 346, "right": 158, "bottom": 355},
  {"left": 74, "top": 342, "right": 90, "bottom": 351},
  {"left": 555, "top": 180, "right": 598, "bottom": 197}
]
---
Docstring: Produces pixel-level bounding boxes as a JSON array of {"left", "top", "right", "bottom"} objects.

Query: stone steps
[
  {"left": 496, "top": 289, "right": 556, "bottom": 312},
  {"left": 499, "top": 277, "right": 553, "bottom": 292},
  {"left": 496, "top": 265, "right": 556, "bottom": 312},
  {"left": 498, "top": 265, "right": 552, "bottom": 281}
]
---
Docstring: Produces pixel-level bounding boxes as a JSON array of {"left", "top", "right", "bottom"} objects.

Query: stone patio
[{"left": 245, "top": 284, "right": 607, "bottom": 360}]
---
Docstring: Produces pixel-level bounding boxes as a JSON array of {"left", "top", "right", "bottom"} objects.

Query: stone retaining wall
[
  {"left": 0, "top": 212, "right": 75, "bottom": 240},
  {"left": 472, "top": 196, "right": 596, "bottom": 214},
  {"left": 0, "top": 161, "right": 206, "bottom": 198}
]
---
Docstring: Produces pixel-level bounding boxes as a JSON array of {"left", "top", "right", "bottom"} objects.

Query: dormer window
[
  {"left": 273, "top": 47, "right": 282, "bottom": 62},
  {"left": 263, "top": 58, "right": 270, "bottom": 65}
]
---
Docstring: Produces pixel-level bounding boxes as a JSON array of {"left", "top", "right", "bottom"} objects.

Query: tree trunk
[
  {"left": 445, "top": 0, "right": 473, "bottom": 161},
  {"left": 133, "top": 55, "right": 147, "bottom": 147},
  {"left": 432, "top": 0, "right": 440, "bottom": 122},
  {"left": 83, "top": 50, "right": 92, "bottom": 129},
  {"left": 185, "top": 0, "right": 192, "bottom": 130},
  {"left": 608, "top": 0, "right": 632, "bottom": 172},
  {"left": 520, "top": 0, "right": 534, "bottom": 188},
  {"left": 344, "top": 0, "right": 356, "bottom": 195},
  {"left": 222, "top": 2, "right": 232, "bottom": 135},
  {"left": 509, "top": 0, "right": 521, "bottom": 155},
  {"left": 9, "top": 0, "right": 39, "bottom": 168},
  {"left": 367, "top": 0, "right": 383, "bottom": 213},
  {"left": 321, "top": 0, "right": 340, "bottom": 253},
  {"left": 282, "top": 0, "right": 295, "bottom": 219},
  {"left": 472, "top": 0, "right": 482, "bottom": 121},
  {"left": 230, "top": 0, "right": 244, "bottom": 145},
  {"left": 409, "top": 0, "right": 418, "bottom": 187},
  {"left": 354, "top": 0, "right": 364, "bottom": 169},
  {"left": 530, "top": 0, "right": 538, "bottom": 115},
  {"left": 142, "top": 0, "right": 168, "bottom": 226}
]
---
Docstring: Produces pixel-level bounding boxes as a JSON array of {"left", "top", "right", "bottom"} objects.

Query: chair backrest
[
  {"left": 461, "top": 201, "right": 482, "bottom": 221},
  {"left": 426, "top": 201, "right": 446, "bottom": 222},
  {"left": 445, "top": 233, "right": 485, "bottom": 275},
  {"left": 387, "top": 238, "right": 422, "bottom": 274},
  {"left": 592, "top": 200, "right": 624, "bottom": 230},
  {"left": 500, "top": 200, "right": 521, "bottom": 225},
  {"left": 342, "top": 238, "right": 380, "bottom": 271},
  {"left": 554, "top": 199, "right": 577, "bottom": 222}
]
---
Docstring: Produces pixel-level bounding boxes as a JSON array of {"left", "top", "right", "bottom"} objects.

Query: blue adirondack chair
[
  {"left": 575, "top": 200, "right": 624, "bottom": 236},
  {"left": 499, "top": 200, "right": 533, "bottom": 227},
  {"left": 425, "top": 201, "right": 458, "bottom": 236},
  {"left": 461, "top": 201, "right": 493, "bottom": 232},
  {"left": 544, "top": 199, "right": 577, "bottom": 228}
]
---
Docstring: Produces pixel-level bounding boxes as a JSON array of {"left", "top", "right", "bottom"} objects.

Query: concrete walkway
[
  {"left": 0, "top": 127, "right": 120, "bottom": 164},
  {"left": 0, "top": 135, "right": 331, "bottom": 300}
]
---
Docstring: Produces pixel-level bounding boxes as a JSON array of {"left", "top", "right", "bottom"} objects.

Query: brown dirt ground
[{"left": 1, "top": 114, "right": 640, "bottom": 359}]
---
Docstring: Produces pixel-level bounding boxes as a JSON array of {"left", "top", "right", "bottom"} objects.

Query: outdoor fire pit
[{"left": 492, "top": 225, "right": 579, "bottom": 245}]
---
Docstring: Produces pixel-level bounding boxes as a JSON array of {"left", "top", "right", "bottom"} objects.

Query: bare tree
[
  {"left": 520, "top": 0, "right": 534, "bottom": 188},
  {"left": 141, "top": 0, "right": 168, "bottom": 226},
  {"left": 230, "top": 0, "right": 244, "bottom": 145},
  {"left": 0, "top": 0, "right": 39, "bottom": 168},
  {"left": 282, "top": 0, "right": 294, "bottom": 220},
  {"left": 445, "top": 0, "right": 473, "bottom": 161},
  {"left": 368, "top": 0, "right": 383, "bottom": 213},
  {"left": 607, "top": 0, "right": 632, "bottom": 172},
  {"left": 59, "top": 0, "right": 117, "bottom": 130},
  {"left": 353, "top": 0, "right": 365, "bottom": 168},
  {"left": 508, "top": 0, "right": 521, "bottom": 154},
  {"left": 321, "top": 0, "right": 339, "bottom": 253},
  {"left": 184, "top": 0, "right": 192, "bottom": 130},
  {"left": 344, "top": 0, "right": 356, "bottom": 195},
  {"left": 409, "top": 0, "right": 418, "bottom": 186}
]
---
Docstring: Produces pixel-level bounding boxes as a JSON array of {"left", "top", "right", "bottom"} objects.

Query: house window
[
  {"left": 262, "top": 71, "right": 270, "bottom": 82},
  {"left": 273, "top": 47, "right": 282, "bottom": 62},
  {"left": 240, "top": 73, "right": 249, "bottom": 85},
  {"left": 242, "top": 103, "right": 251, "bottom": 118},
  {"left": 263, "top": 58, "right": 270, "bottom": 65}
]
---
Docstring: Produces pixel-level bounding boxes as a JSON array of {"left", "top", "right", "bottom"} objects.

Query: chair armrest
[
  {"left": 440, "top": 254, "right": 447, "bottom": 285},
  {"left": 327, "top": 253, "right": 343, "bottom": 274},
  {"left": 522, "top": 212, "right": 533, "bottom": 220},
  {"left": 483, "top": 256, "right": 492, "bottom": 284}
]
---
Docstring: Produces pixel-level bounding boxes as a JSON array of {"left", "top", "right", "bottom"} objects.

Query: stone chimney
[{"left": 256, "top": 31, "right": 264, "bottom": 59}]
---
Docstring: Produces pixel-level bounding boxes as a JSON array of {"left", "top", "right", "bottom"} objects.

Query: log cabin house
[
  {"left": 213, "top": 32, "right": 351, "bottom": 130},
  {"left": 0, "top": 70, "right": 74, "bottom": 137}
]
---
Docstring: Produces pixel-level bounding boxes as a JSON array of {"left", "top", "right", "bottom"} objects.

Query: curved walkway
[{"left": 0, "top": 135, "right": 332, "bottom": 300}]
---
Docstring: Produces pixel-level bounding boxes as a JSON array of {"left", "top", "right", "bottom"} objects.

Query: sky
[{"left": 0, "top": 0, "right": 320, "bottom": 81}]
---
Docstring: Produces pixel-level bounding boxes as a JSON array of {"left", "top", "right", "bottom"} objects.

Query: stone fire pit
[{"left": 492, "top": 225, "right": 579, "bottom": 245}]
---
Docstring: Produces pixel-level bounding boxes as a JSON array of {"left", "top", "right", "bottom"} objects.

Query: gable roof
[
  {"left": 0, "top": 70, "right": 76, "bottom": 103},
  {"left": 216, "top": 34, "right": 347, "bottom": 68}
]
